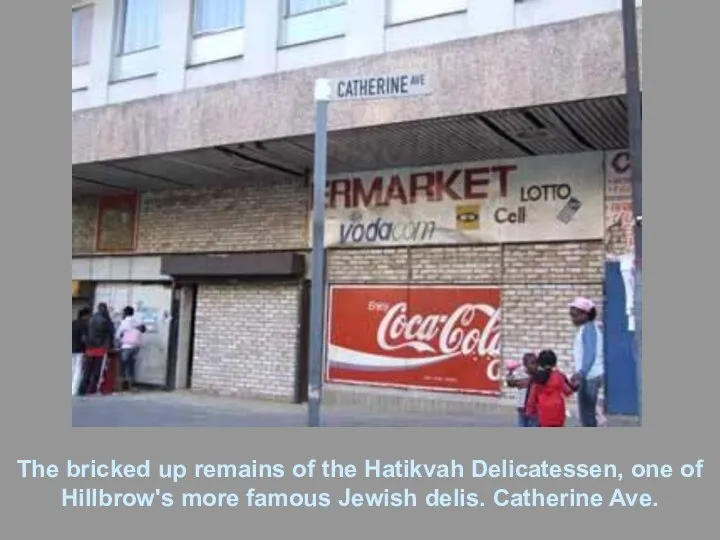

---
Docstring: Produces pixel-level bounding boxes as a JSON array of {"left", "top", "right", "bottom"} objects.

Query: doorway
[
  {"left": 295, "top": 280, "right": 310, "bottom": 403},
  {"left": 93, "top": 282, "right": 173, "bottom": 388},
  {"left": 167, "top": 284, "right": 197, "bottom": 390}
]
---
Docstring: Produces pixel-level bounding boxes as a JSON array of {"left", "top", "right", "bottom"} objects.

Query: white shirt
[
  {"left": 115, "top": 316, "right": 141, "bottom": 349},
  {"left": 512, "top": 370, "right": 530, "bottom": 408},
  {"left": 573, "top": 321, "right": 605, "bottom": 379}
]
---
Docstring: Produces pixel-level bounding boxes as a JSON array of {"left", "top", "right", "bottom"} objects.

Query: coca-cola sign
[{"left": 326, "top": 285, "right": 503, "bottom": 395}]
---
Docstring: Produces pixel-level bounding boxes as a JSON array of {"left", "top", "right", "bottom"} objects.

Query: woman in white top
[
  {"left": 569, "top": 297, "right": 605, "bottom": 427},
  {"left": 115, "top": 306, "right": 145, "bottom": 391}
]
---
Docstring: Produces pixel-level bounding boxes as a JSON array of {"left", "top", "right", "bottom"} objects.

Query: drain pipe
[{"left": 621, "top": 0, "right": 643, "bottom": 425}]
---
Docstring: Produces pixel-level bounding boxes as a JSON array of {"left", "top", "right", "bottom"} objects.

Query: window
[
  {"left": 286, "top": 0, "right": 345, "bottom": 16},
  {"left": 281, "top": 0, "right": 346, "bottom": 46},
  {"left": 118, "top": 0, "right": 160, "bottom": 55},
  {"left": 287, "top": 0, "right": 345, "bottom": 16},
  {"left": 387, "top": 0, "right": 467, "bottom": 25},
  {"left": 193, "top": 0, "right": 245, "bottom": 35},
  {"left": 72, "top": 5, "right": 94, "bottom": 66}
]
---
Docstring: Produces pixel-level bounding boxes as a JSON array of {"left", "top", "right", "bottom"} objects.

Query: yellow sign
[
  {"left": 72, "top": 281, "right": 80, "bottom": 297},
  {"left": 456, "top": 204, "right": 481, "bottom": 231}
]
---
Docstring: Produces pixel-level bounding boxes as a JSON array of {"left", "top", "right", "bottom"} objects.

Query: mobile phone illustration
[{"left": 557, "top": 197, "right": 582, "bottom": 224}]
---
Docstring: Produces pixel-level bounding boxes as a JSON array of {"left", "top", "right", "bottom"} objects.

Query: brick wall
[
  {"left": 502, "top": 243, "right": 603, "bottom": 374},
  {"left": 71, "top": 177, "right": 309, "bottom": 255},
  {"left": 137, "top": 178, "right": 308, "bottom": 253},
  {"left": 72, "top": 197, "right": 97, "bottom": 254},
  {"left": 192, "top": 282, "right": 302, "bottom": 402},
  {"left": 327, "top": 241, "right": 604, "bottom": 394}
]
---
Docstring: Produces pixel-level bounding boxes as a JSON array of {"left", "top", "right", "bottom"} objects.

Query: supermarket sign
[{"left": 317, "top": 151, "right": 606, "bottom": 247}]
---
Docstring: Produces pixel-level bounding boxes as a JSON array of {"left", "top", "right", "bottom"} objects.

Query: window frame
[
  {"left": 191, "top": 0, "right": 247, "bottom": 38},
  {"left": 283, "top": 0, "right": 347, "bottom": 19},
  {"left": 279, "top": 0, "right": 347, "bottom": 47},
  {"left": 71, "top": 3, "right": 94, "bottom": 67},
  {"left": 116, "top": 0, "right": 161, "bottom": 57},
  {"left": 385, "top": 0, "right": 468, "bottom": 27}
]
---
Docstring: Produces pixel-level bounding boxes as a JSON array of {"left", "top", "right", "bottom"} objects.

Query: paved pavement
[{"left": 72, "top": 391, "right": 639, "bottom": 428}]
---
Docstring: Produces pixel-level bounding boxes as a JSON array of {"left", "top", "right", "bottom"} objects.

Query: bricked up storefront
[{"left": 72, "top": 148, "right": 635, "bottom": 408}]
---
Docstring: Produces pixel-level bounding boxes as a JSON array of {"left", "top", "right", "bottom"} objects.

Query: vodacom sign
[{"left": 326, "top": 285, "right": 503, "bottom": 396}]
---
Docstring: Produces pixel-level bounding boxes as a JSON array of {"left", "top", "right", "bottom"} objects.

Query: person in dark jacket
[
  {"left": 71, "top": 308, "right": 91, "bottom": 395},
  {"left": 72, "top": 307, "right": 91, "bottom": 354},
  {"left": 78, "top": 303, "right": 115, "bottom": 396}
]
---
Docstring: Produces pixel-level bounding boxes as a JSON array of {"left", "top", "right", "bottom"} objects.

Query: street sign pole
[
  {"left": 306, "top": 74, "right": 431, "bottom": 427},
  {"left": 621, "top": 0, "right": 642, "bottom": 425},
  {"left": 307, "top": 80, "right": 331, "bottom": 428}
]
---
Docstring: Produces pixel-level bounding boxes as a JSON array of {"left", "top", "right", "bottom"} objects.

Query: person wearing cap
[{"left": 569, "top": 297, "right": 605, "bottom": 427}]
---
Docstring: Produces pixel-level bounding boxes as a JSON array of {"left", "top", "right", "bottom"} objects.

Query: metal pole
[
  {"left": 307, "top": 81, "right": 331, "bottom": 427},
  {"left": 621, "top": 0, "right": 642, "bottom": 425}
]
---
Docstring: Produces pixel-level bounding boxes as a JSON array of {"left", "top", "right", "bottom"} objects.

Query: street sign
[
  {"left": 317, "top": 74, "right": 430, "bottom": 102},
  {"left": 306, "top": 74, "right": 432, "bottom": 427}
]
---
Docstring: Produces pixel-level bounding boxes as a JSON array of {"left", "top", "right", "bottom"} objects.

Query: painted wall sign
[
  {"left": 326, "top": 285, "right": 502, "bottom": 396},
  {"left": 317, "top": 151, "right": 605, "bottom": 247},
  {"left": 95, "top": 193, "right": 138, "bottom": 253},
  {"left": 604, "top": 149, "right": 635, "bottom": 259}
]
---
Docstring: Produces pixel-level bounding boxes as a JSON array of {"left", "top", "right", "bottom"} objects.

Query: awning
[{"left": 160, "top": 252, "right": 305, "bottom": 281}]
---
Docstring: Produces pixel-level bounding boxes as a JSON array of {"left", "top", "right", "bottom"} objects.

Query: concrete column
[
  {"left": 157, "top": 0, "right": 192, "bottom": 95},
  {"left": 346, "top": 0, "right": 386, "bottom": 59},
  {"left": 85, "top": 0, "right": 116, "bottom": 107},
  {"left": 467, "top": 0, "right": 514, "bottom": 37},
  {"left": 242, "top": 0, "right": 281, "bottom": 76}
]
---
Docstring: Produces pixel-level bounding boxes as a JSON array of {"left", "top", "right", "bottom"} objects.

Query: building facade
[{"left": 72, "top": 0, "right": 642, "bottom": 413}]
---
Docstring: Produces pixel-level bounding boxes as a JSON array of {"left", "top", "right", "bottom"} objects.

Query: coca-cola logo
[
  {"left": 372, "top": 301, "right": 501, "bottom": 360},
  {"left": 486, "top": 357, "right": 502, "bottom": 382}
]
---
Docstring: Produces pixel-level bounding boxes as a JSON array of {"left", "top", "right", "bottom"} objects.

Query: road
[{"left": 72, "top": 391, "right": 638, "bottom": 428}]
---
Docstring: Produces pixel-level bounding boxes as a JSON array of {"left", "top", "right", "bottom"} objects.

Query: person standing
[
  {"left": 507, "top": 353, "right": 539, "bottom": 427},
  {"left": 569, "top": 297, "right": 605, "bottom": 427},
  {"left": 71, "top": 307, "right": 91, "bottom": 396},
  {"left": 526, "top": 350, "right": 577, "bottom": 428},
  {"left": 78, "top": 303, "right": 115, "bottom": 396},
  {"left": 115, "top": 306, "right": 144, "bottom": 391}
]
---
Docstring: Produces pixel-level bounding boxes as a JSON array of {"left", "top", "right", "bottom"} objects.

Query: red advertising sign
[{"left": 326, "top": 285, "right": 502, "bottom": 395}]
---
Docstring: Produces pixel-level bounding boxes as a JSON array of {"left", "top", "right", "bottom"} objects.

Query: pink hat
[
  {"left": 505, "top": 360, "right": 522, "bottom": 372},
  {"left": 569, "top": 296, "right": 595, "bottom": 312}
]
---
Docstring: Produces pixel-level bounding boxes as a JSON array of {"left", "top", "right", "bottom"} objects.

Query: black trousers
[{"left": 78, "top": 356, "right": 104, "bottom": 396}]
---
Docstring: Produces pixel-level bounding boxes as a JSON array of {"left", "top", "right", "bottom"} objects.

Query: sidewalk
[{"left": 72, "top": 391, "right": 639, "bottom": 428}]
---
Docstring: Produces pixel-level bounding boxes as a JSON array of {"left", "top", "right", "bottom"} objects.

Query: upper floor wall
[{"left": 72, "top": 0, "right": 642, "bottom": 111}]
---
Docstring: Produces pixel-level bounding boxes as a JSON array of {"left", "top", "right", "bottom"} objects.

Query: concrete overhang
[
  {"left": 72, "top": 8, "right": 642, "bottom": 167},
  {"left": 72, "top": 95, "right": 632, "bottom": 196}
]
